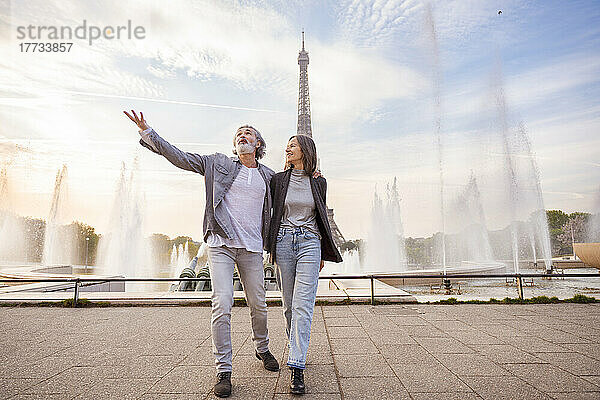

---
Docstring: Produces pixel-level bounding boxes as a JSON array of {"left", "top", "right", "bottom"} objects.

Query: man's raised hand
[{"left": 123, "top": 110, "right": 149, "bottom": 131}]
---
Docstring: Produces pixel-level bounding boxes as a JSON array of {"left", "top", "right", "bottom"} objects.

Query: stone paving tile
[
  {"left": 321, "top": 306, "right": 351, "bottom": 318},
  {"left": 333, "top": 354, "right": 395, "bottom": 377},
  {"left": 539, "top": 330, "right": 594, "bottom": 344},
  {"left": 428, "top": 320, "right": 473, "bottom": 330},
  {"left": 387, "top": 316, "right": 429, "bottom": 326},
  {"left": 368, "top": 331, "right": 417, "bottom": 346},
  {"left": 377, "top": 344, "right": 441, "bottom": 365},
  {"left": 0, "top": 357, "right": 79, "bottom": 379},
  {"left": 179, "top": 346, "right": 216, "bottom": 366},
  {"left": 451, "top": 331, "right": 506, "bottom": 345},
  {"left": 470, "top": 344, "right": 545, "bottom": 364},
  {"left": 275, "top": 364, "right": 339, "bottom": 394},
  {"left": 582, "top": 375, "right": 600, "bottom": 388},
  {"left": 548, "top": 393, "right": 600, "bottom": 400},
  {"left": 305, "top": 333, "right": 330, "bottom": 346},
  {"left": 504, "top": 363, "right": 598, "bottom": 393},
  {"left": 563, "top": 343, "right": 600, "bottom": 360},
  {"left": 10, "top": 394, "right": 77, "bottom": 399},
  {"left": 339, "top": 377, "right": 410, "bottom": 399},
  {"left": 64, "top": 363, "right": 175, "bottom": 380},
  {"left": 210, "top": 377, "right": 277, "bottom": 400},
  {"left": 399, "top": 324, "right": 449, "bottom": 337},
  {"left": 146, "top": 365, "right": 214, "bottom": 394},
  {"left": 461, "top": 376, "right": 552, "bottom": 400},
  {"left": 305, "top": 344, "right": 334, "bottom": 365},
  {"left": 434, "top": 353, "right": 512, "bottom": 376},
  {"left": 237, "top": 336, "right": 287, "bottom": 356},
  {"left": 329, "top": 338, "right": 379, "bottom": 354},
  {"left": 21, "top": 367, "right": 101, "bottom": 397},
  {"left": 411, "top": 393, "right": 483, "bottom": 400},
  {"left": 231, "top": 355, "right": 280, "bottom": 378},
  {"left": 391, "top": 363, "right": 473, "bottom": 393},
  {"left": 502, "top": 336, "right": 571, "bottom": 353},
  {"left": 140, "top": 393, "right": 204, "bottom": 399},
  {"left": 533, "top": 352, "right": 600, "bottom": 375},
  {"left": 73, "top": 378, "right": 159, "bottom": 399},
  {"left": 0, "top": 378, "right": 44, "bottom": 399},
  {"left": 326, "top": 326, "right": 368, "bottom": 338},
  {"left": 323, "top": 317, "right": 361, "bottom": 327},
  {"left": 413, "top": 337, "right": 476, "bottom": 354},
  {"left": 273, "top": 394, "right": 341, "bottom": 399}
]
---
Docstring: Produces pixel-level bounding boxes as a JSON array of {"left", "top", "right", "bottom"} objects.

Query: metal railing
[{"left": 0, "top": 272, "right": 599, "bottom": 306}]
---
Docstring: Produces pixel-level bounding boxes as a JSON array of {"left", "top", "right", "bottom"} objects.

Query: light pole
[{"left": 85, "top": 237, "right": 90, "bottom": 272}]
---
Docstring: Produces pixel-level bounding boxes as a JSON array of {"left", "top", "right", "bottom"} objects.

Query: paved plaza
[{"left": 1, "top": 303, "right": 600, "bottom": 399}]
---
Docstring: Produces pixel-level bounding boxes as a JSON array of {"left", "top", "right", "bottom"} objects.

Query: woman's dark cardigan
[{"left": 265, "top": 168, "right": 343, "bottom": 264}]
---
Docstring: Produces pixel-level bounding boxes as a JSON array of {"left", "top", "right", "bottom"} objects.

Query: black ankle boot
[
  {"left": 214, "top": 371, "right": 232, "bottom": 398},
  {"left": 290, "top": 367, "right": 305, "bottom": 394}
]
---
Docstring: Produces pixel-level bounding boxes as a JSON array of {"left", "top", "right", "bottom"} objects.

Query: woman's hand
[
  {"left": 123, "top": 110, "right": 150, "bottom": 131},
  {"left": 319, "top": 260, "right": 325, "bottom": 271},
  {"left": 312, "top": 169, "right": 322, "bottom": 179}
]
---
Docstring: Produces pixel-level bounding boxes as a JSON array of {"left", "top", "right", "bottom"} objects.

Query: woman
[{"left": 266, "top": 135, "right": 342, "bottom": 394}]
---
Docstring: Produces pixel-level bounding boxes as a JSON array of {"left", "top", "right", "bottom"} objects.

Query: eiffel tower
[{"left": 296, "top": 32, "right": 346, "bottom": 249}]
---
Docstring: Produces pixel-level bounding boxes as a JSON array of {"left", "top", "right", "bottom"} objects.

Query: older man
[{"left": 124, "top": 110, "right": 279, "bottom": 398}]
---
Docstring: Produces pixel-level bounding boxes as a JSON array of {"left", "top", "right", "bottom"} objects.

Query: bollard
[
  {"left": 516, "top": 275, "right": 524, "bottom": 300},
  {"left": 73, "top": 278, "right": 80, "bottom": 307},
  {"left": 370, "top": 276, "right": 375, "bottom": 305}
]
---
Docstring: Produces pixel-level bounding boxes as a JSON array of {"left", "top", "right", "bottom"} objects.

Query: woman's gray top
[{"left": 280, "top": 168, "right": 320, "bottom": 236}]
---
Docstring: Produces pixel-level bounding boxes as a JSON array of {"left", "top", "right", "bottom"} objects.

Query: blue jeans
[{"left": 275, "top": 226, "right": 321, "bottom": 369}]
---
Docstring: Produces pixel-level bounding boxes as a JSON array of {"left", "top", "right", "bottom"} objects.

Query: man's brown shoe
[
  {"left": 255, "top": 350, "right": 280, "bottom": 371},
  {"left": 214, "top": 371, "right": 232, "bottom": 398}
]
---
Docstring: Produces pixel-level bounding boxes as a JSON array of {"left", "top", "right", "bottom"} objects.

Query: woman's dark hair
[{"left": 287, "top": 134, "right": 317, "bottom": 175}]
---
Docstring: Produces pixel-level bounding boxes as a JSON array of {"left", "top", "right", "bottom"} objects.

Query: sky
[{"left": 0, "top": 0, "right": 599, "bottom": 241}]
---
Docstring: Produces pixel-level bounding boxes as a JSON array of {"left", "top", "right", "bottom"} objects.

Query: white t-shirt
[{"left": 206, "top": 165, "right": 266, "bottom": 253}]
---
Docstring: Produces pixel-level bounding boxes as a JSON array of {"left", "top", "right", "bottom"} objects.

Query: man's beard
[{"left": 236, "top": 140, "right": 256, "bottom": 155}]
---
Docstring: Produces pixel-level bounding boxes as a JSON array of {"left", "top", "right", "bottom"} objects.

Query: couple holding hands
[{"left": 124, "top": 110, "right": 342, "bottom": 397}]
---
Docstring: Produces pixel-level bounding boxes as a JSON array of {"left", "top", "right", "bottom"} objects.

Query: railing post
[
  {"left": 370, "top": 275, "right": 375, "bottom": 305},
  {"left": 73, "top": 278, "right": 80, "bottom": 307},
  {"left": 516, "top": 275, "right": 524, "bottom": 300}
]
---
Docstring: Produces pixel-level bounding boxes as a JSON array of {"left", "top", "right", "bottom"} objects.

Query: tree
[
  {"left": 547, "top": 210, "right": 571, "bottom": 256},
  {"left": 547, "top": 210, "right": 570, "bottom": 230},
  {"left": 149, "top": 233, "right": 172, "bottom": 267},
  {"left": 71, "top": 221, "right": 100, "bottom": 265}
]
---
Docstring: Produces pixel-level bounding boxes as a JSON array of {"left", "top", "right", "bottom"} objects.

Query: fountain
[
  {"left": 97, "top": 160, "right": 155, "bottom": 291},
  {"left": 424, "top": 4, "right": 448, "bottom": 274},
  {"left": 0, "top": 165, "right": 26, "bottom": 263},
  {"left": 329, "top": 6, "right": 553, "bottom": 285},
  {"left": 447, "top": 174, "right": 495, "bottom": 264},
  {"left": 41, "top": 165, "right": 75, "bottom": 266},
  {"left": 364, "top": 178, "right": 407, "bottom": 273}
]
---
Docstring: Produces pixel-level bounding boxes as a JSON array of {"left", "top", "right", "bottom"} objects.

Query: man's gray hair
[{"left": 232, "top": 125, "right": 266, "bottom": 160}]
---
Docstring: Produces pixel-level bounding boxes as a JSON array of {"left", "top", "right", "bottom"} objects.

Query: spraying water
[
  {"left": 170, "top": 243, "right": 178, "bottom": 277},
  {"left": 491, "top": 67, "right": 522, "bottom": 273},
  {"left": 448, "top": 174, "right": 495, "bottom": 263},
  {"left": 364, "top": 178, "right": 407, "bottom": 272},
  {"left": 515, "top": 122, "right": 553, "bottom": 270},
  {"left": 424, "top": 4, "right": 447, "bottom": 274},
  {"left": 97, "top": 160, "right": 153, "bottom": 291},
  {"left": 0, "top": 165, "right": 26, "bottom": 262},
  {"left": 41, "top": 165, "right": 74, "bottom": 266}
]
